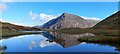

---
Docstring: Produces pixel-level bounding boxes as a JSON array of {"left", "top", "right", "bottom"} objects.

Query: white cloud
[
  {"left": 81, "top": 16, "right": 100, "bottom": 20},
  {"left": 39, "top": 36, "right": 56, "bottom": 48},
  {"left": 0, "top": 3, "right": 7, "bottom": 12},
  {"left": 39, "top": 13, "right": 59, "bottom": 22},
  {"left": 39, "top": 13, "right": 60, "bottom": 24},
  {"left": 29, "top": 11, "right": 38, "bottom": 20},
  {"left": 28, "top": 10, "right": 60, "bottom": 25}
]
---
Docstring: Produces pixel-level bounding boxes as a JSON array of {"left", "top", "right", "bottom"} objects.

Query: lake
[{"left": 0, "top": 32, "right": 120, "bottom": 53}]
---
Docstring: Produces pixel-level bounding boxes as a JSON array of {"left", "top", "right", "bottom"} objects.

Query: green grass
[
  {"left": 0, "top": 28, "right": 41, "bottom": 38},
  {"left": 78, "top": 36, "right": 120, "bottom": 51},
  {"left": 48, "top": 28, "right": 119, "bottom": 36},
  {"left": 78, "top": 36, "right": 120, "bottom": 43}
]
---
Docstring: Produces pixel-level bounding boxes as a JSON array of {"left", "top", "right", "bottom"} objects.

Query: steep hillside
[
  {"left": 93, "top": 11, "right": 120, "bottom": 30},
  {"left": 0, "top": 21, "right": 41, "bottom": 31}
]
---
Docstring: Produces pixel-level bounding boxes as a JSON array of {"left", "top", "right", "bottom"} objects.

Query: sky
[
  {"left": 0, "top": 2, "right": 119, "bottom": 26},
  {"left": 0, "top": 0, "right": 120, "bottom": 2}
]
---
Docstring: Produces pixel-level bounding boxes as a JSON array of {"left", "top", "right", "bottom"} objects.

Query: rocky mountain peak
[
  {"left": 42, "top": 13, "right": 92, "bottom": 29},
  {"left": 34, "top": 12, "right": 100, "bottom": 29}
]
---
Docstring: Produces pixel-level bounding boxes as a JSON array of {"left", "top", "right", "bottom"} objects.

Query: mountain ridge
[
  {"left": 42, "top": 13, "right": 99, "bottom": 29},
  {"left": 0, "top": 21, "right": 41, "bottom": 31}
]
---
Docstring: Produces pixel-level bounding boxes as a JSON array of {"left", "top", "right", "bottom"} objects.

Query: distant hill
[
  {"left": 85, "top": 19, "right": 100, "bottom": 27},
  {"left": 0, "top": 21, "right": 41, "bottom": 31},
  {"left": 42, "top": 13, "right": 99, "bottom": 29},
  {"left": 93, "top": 11, "right": 120, "bottom": 30},
  {"left": 33, "top": 25, "right": 42, "bottom": 29}
]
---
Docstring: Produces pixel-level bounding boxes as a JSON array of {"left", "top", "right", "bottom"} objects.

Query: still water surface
[{"left": 0, "top": 32, "right": 119, "bottom": 52}]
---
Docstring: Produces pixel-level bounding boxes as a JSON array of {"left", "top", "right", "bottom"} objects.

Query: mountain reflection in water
[
  {"left": 0, "top": 32, "right": 119, "bottom": 52},
  {"left": 41, "top": 32, "right": 120, "bottom": 52},
  {"left": 41, "top": 32, "right": 95, "bottom": 48}
]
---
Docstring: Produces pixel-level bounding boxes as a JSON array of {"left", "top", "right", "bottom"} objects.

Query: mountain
[
  {"left": 0, "top": 21, "right": 41, "bottom": 31},
  {"left": 93, "top": 11, "right": 120, "bottom": 29},
  {"left": 85, "top": 19, "right": 100, "bottom": 27},
  {"left": 42, "top": 13, "right": 96, "bottom": 29}
]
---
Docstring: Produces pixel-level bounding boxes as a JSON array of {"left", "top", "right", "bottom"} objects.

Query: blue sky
[
  {"left": 1, "top": 0, "right": 120, "bottom": 2},
  {"left": 0, "top": 2, "right": 118, "bottom": 26}
]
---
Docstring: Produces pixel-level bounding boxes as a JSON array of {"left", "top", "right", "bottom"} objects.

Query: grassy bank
[
  {"left": 0, "top": 29, "right": 41, "bottom": 38},
  {"left": 78, "top": 36, "right": 120, "bottom": 51},
  {"left": 48, "top": 28, "right": 119, "bottom": 36},
  {"left": 78, "top": 36, "right": 120, "bottom": 43}
]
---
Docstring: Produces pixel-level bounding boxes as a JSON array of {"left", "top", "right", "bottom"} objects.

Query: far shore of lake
[{"left": 1, "top": 30, "right": 41, "bottom": 39}]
